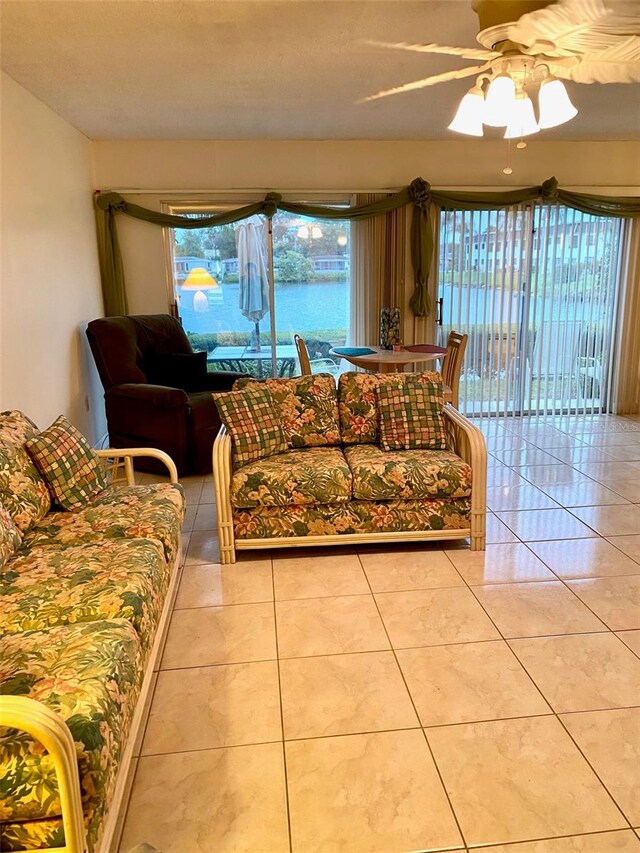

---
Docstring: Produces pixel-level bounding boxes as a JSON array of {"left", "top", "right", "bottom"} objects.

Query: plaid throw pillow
[
  {"left": 213, "top": 385, "right": 287, "bottom": 468},
  {"left": 234, "top": 374, "right": 340, "bottom": 448},
  {"left": 377, "top": 377, "right": 447, "bottom": 451},
  {"left": 25, "top": 416, "right": 107, "bottom": 510}
]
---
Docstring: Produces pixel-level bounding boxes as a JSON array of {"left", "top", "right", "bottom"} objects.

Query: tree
[
  {"left": 174, "top": 231, "right": 204, "bottom": 257},
  {"left": 275, "top": 250, "right": 315, "bottom": 283},
  {"left": 202, "top": 224, "right": 238, "bottom": 259}
]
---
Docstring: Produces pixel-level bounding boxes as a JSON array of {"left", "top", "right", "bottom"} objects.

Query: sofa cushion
[
  {"left": 25, "top": 415, "right": 108, "bottom": 511},
  {"left": 0, "top": 439, "right": 51, "bottom": 533},
  {"left": 338, "top": 371, "right": 445, "bottom": 445},
  {"left": 0, "top": 539, "right": 169, "bottom": 652},
  {"left": 344, "top": 444, "right": 472, "bottom": 501},
  {"left": 0, "top": 411, "right": 40, "bottom": 445},
  {"left": 0, "top": 619, "right": 143, "bottom": 852},
  {"left": 233, "top": 497, "right": 471, "bottom": 539},
  {"left": 21, "top": 482, "right": 185, "bottom": 564},
  {"left": 0, "top": 503, "right": 22, "bottom": 570},
  {"left": 231, "top": 447, "right": 352, "bottom": 509},
  {"left": 1, "top": 817, "right": 62, "bottom": 852},
  {"left": 377, "top": 376, "right": 447, "bottom": 451},
  {"left": 214, "top": 384, "right": 287, "bottom": 467},
  {"left": 234, "top": 374, "right": 341, "bottom": 448}
]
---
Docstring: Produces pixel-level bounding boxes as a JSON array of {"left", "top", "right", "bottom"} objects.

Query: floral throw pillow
[
  {"left": 376, "top": 377, "right": 447, "bottom": 451},
  {"left": 0, "top": 439, "right": 51, "bottom": 533},
  {"left": 234, "top": 374, "right": 340, "bottom": 448},
  {"left": 25, "top": 416, "right": 107, "bottom": 511},
  {"left": 0, "top": 502, "right": 22, "bottom": 570},
  {"left": 213, "top": 385, "right": 287, "bottom": 468},
  {"left": 0, "top": 410, "right": 41, "bottom": 445},
  {"left": 337, "top": 372, "right": 381, "bottom": 445}
]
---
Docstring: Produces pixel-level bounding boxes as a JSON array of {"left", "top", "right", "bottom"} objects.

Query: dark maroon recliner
[{"left": 86, "top": 314, "right": 242, "bottom": 475}]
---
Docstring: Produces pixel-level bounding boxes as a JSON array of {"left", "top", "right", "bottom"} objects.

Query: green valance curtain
[{"left": 94, "top": 176, "right": 640, "bottom": 318}]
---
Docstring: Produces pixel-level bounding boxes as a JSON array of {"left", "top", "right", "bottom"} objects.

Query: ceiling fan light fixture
[
  {"left": 538, "top": 78, "right": 578, "bottom": 129},
  {"left": 504, "top": 92, "right": 540, "bottom": 138},
  {"left": 448, "top": 85, "right": 485, "bottom": 136},
  {"left": 483, "top": 73, "right": 516, "bottom": 127}
]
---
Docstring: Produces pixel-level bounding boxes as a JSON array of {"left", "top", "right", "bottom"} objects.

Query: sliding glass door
[
  {"left": 437, "top": 203, "right": 624, "bottom": 417},
  {"left": 168, "top": 207, "right": 350, "bottom": 379}
]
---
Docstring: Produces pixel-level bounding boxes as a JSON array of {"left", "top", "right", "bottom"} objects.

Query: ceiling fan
[{"left": 363, "top": 0, "right": 640, "bottom": 138}]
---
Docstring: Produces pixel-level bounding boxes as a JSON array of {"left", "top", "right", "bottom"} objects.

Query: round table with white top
[{"left": 329, "top": 344, "right": 447, "bottom": 373}]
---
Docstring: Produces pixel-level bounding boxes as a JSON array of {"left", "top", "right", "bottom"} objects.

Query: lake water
[
  {"left": 179, "top": 280, "right": 349, "bottom": 338},
  {"left": 180, "top": 278, "right": 610, "bottom": 346}
]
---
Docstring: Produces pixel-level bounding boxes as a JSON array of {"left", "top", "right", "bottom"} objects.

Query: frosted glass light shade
[
  {"left": 504, "top": 93, "right": 540, "bottom": 138},
  {"left": 538, "top": 78, "right": 578, "bottom": 128},
  {"left": 298, "top": 224, "right": 323, "bottom": 239},
  {"left": 483, "top": 74, "right": 516, "bottom": 127},
  {"left": 193, "top": 290, "right": 209, "bottom": 312},
  {"left": 448, "top": 88, "right": 485, "bottom": 136},
  {"left": 182, "top": 267, "right": 218, "bottom": 290}
]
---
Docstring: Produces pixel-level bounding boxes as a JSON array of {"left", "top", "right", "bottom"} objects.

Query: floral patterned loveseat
[
  {"left": 213, "top": 372, "right": 486, "bottom": 564},
  {"left": 0, "top": 411, "right": 185, "bottom": 853}
]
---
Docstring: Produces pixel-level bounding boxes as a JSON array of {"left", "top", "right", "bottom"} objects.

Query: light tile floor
[{"left": 118, "top": 413, "right": 640, "bottom": 853}]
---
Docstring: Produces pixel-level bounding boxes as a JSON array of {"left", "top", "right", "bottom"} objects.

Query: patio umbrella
[{"left": 235, "top": 215, "right": 270, "bottom": 351}]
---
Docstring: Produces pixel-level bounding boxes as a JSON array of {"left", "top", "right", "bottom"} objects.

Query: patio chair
[
  {"left": 441, "top": 330, "right": 468, "bottom": 409},
  {"left": 294, "top": 334, "right": 340, "bottom": 376}
]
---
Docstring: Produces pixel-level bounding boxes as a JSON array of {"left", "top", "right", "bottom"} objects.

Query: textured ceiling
[{"left": 1, "top": 0, "right": 639, "bottom": 140}]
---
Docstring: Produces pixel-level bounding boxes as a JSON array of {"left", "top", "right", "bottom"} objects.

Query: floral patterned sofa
[
  {"left": 213, "top": 372, "right": 486, "bottom": 564},
  {"left": 0, "top": 411, "right": 185, "bottom": 853}
]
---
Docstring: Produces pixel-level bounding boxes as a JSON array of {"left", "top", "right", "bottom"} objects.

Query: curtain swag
[{"left": 94, "top": 176, "right": 640, "bottom": 318}]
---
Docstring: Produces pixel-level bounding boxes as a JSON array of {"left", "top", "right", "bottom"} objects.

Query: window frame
[{"left": 161, "top": 193, "right": 352, "bottom": 377}]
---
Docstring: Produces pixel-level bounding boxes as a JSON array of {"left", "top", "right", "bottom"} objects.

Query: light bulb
[
  {"left": 504, "top": 92, "right": 540, "bottom": 138},
  {"left": 337, "top": 234, "right": 348, "bottom": 246},
  {"left": 448, "top": 86, "right": 485, "bottom": 136},
  {"left": 483, "top": 74, "right": 516, "bottom": 127},
  {"left": 193, "top": 290, "right": 209, "bottom": 312},
  {"left": 538, "top": 78, "right": 578, "bottom": 128}
]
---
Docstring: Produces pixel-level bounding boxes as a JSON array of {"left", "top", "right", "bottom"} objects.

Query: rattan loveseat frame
[{"left": 213, "top": 404, "right": 487, "bottom": 564}]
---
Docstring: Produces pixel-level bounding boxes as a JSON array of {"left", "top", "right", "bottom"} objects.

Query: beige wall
[
  {"left": 1, "top": 73, "right": 106, "bottom": 442},
  {"left": 92, "top": 139, "right": 640, "bottom": 192},
  {"left": 91, "top": 139, "right": 640, "bottom": 316}
]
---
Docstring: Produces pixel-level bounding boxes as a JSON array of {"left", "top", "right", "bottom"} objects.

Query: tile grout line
[
  {"left": 154, "top": 626, "right": 634, "bottom": 669},
  {"left": 441, "top": 520, "right": 640, "bottom": 836},
  {"left": 271, "top": 551, "right": 294, "bottom": 853},
  {"left": 462, "top": 827, "right": 640, "bottom": 850},
  {"left": 356, "top": 552, "right": 471, "bottom": 852},
  {"left": 555, "top": 711, "right": 636, "bottom": 832},
  {"left": 499, "top": 506, "right": 636, "bottom": 634},
  {"left": 493, "top": 456, "right": 639, "bottom": 832},
  {"left": 617, "top": 633, "right": 640, "bottom": 662}
]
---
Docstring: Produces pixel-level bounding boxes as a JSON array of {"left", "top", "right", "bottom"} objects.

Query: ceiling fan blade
[
  {"left": 553, "top": 35, "right": 640, "bottom": 82},
  {"left": 508, "top": 0, "right": 613, "bottom": 51},
  {"left": 365, "top": 40, "right": 500, "bottom": 61},
  {"left": 360, "top": 64, "right": 490, "bottom": 103}
]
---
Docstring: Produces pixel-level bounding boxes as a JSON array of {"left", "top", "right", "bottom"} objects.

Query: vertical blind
[{"left": 437, "top": 202, "right": 624, "bottom": 418}]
